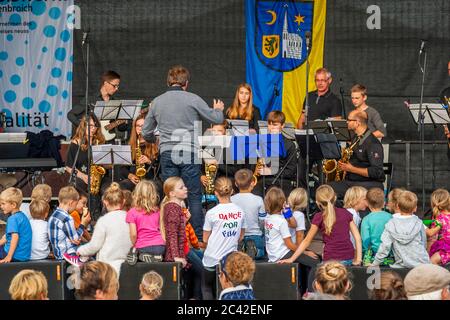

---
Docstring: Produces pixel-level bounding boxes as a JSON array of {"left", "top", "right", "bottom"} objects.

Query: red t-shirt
[{"left": 312, "top": 207, "right": 355, "bottom": 261}]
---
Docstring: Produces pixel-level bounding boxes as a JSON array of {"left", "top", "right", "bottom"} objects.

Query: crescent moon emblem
[{"left": 266, "top": 10, "right": 277, "bottom": 25}]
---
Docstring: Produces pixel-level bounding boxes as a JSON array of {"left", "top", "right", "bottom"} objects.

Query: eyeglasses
[
  {"left": 107, "top": 81, "right": 120, "bottom": 89},
  {"left": 347, "top": 119, "right": 358, "bottom": 122}
]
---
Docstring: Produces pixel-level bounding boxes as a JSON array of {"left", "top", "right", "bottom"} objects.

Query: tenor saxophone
[
  {"left": 90, "top": 140, "right": 106, "bottom": 195},
  {"left": 205, "top": 162, "right": 218, "bottom": 194},
  {"left": 322, "top": 136, "right": 361, "bottom": 183},
  {"left": 135, "top": 134, "right": 147, "bottom": 179}
]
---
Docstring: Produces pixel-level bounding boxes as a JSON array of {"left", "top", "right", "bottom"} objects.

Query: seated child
[
  {"left": 122, "top": 189, "right": 133, "bottom": 212},
  {"left": 386, "top": 188, "right": 405, "bottom": 214},
  {"left": 368, "top": 271, "right": 407, "bottom": 300},
  {"left": 311, "top": 261, "right": 352, "bottom": 300},
  {"left": 218, "top": 251, "right": 256, "bottom": 300},
  {"left": 9, "top": 269, "right": 48, "bottom": 300},
  {"left": 20, "top": 184, "right": 52, "bottom": 220},
  {"left": 231, "top": 169, "right": 266, "bottom": 259},
  {"left": 372, "top": 190, "right": 430, "bottom": 268},
  {"left": 48, "top": 186, "right": 91, "bottom": 260},
  {"left": 0, "top": 187, "right": 32, "bottom": 263},
  {"left": 427, "top": 189, "right": 450, "bottom": 266},
  {"left": 75, "top": 261, "right": 119, "bottom": 300},
  {"left": 287, "top": 188, "right": 308, "bottom": 245},
  {"left": 29, "top": 200, "right": 51, "bottom": 260},
  {"left": 360, "top": 188, "right": 393, "bottom": 265},
  {"left": 69, "top": 192, "right": 92, "bottom": 242},
  {"left": 343, "top": 186, "right": 367, "bottom": 247},
  {"left": 140, "top": 271, "right": 164, "bottom": 300}
]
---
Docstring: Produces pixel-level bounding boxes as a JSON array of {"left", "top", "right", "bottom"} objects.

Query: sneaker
[
  {"left": 126, "top": 248, "right": 138, "bottom": 266},
  {"left": 63, "top": 253, "right": 83, "bottom": 267},
  {"left": 245, "top": 239, "right": 257, "bottom": 259},
  {"left": 139, "top": 253, "right": 163, "bottom": 263}
]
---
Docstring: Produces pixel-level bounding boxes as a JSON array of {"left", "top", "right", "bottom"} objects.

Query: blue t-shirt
[
  {"left": 360, "top": 210, "right": 392, "bottom": 254},
  {"left": 5, "top": 211, "right": 32, "bottom": 261}
]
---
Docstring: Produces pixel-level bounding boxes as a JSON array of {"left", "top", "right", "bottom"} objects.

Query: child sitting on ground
[
  {"left": 48, "top": 186, "right": 91, "bottom": 260},
  {"left": 427, "top": 189, "right": 450, "bottom": 266},
  {"left": 69, "top": 193, "right": 92, "bottom": 242},
  {"left": 360, "top": 188, "right": 393, "bottom": 265},
  {"left": 9, "top": 269, "right": 48, "bottom": 300},
  {"left": 29, "top": 200, "right": 51, "bottom": 260},
  {"left": 231, "top": 169, "right": 266, "bottom": 260},
  {"left": 287, "top": 188, "right": 308, "bottom": 245},
  {"left": 218, "top": 251, "right": 256, "bottom": 300},
  {"left": 0, "top": 187, "right": 32, "bottom": 263},
  {"left": 20, "top": 184, "right": 52, "bottom": 220},
  {"left": 140, "top": 271, "right": 164, "bottom": 300},
  {"left": 122, "top": 189, "right": 133, "bottom": 212},
  {"left": 126, "top": 180, "right": 165, "bottom": 264},
  {"left": 343, "top": 186, "right": 367, "bottom": 247},
  {"left": 386, "top": 188, "right": 405, "bottom": 214},
  {"left": 372, "top": 190, "right": 430, "bottom": 268}
]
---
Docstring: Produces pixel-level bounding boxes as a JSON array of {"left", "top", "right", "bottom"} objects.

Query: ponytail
[
  {"left": 315, "top": 185, "right": 337, "bottom": 235},
  {"left": 323, "top": 200, "right": 336, "bottom": 235}
]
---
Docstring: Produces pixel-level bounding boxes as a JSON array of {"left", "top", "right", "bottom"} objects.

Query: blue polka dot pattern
[
  {"left": 16, "top": 57, "right": 25, "bottom": 66},
  {"left": 5, "top": 91, "right": 17, "bottom": 103},
  {"left": 0, "top": 70, "right": 3, "bottom": 78},
  {"left": 9, "top": 14, "right": 21, "bottom": 24},
  {"left": 47, "top": 85, "right": 58, "bottom": 97},
  {"left": 0, "top": 52, "right": 8, "bottom": 61},
  {"left": 7, "top": 34, "right": 13, "bottom": 41},
  {"left": 22, "top": 98, "right": 34, "bottom": 110},
  {"left": 42, "top": 47, "right": 48, "bottom": 53},
  {"left": 55, "top": 48, "right": 66, "bottom": 61},
  {"left": 60, "top": 30, "right": 70, "bottom": 42},
  {"left": 67, "top": 72, "right": 73, "bottom": 82},
  {"left": 39, "top": 100, "right": 51, "bottom": 113},
  {"left": 43, "top": 25, "right": 56, "bottom": 38},
  {"left": 10, "top": 74, "right": 21, "bottom": 86},
  {"left": 31, "top": 82, "right": 37, "bottom": 88},
  {"left": 62, "top": 91, "right": 69, "bottom": 99},
  {"left": 51, "top": 68, "right": 62, "bottom": 78},
  {"left": 31, "top": 0, "right": 47, "bottom": 16},
  {"left": 29, "top": 21, "right": 37, "bottom": 30},
  {"left": 49, "top": 7, "right": 61, "bottom": 20}
]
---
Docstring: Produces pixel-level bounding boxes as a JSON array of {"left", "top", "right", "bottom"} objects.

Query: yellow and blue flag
[{"left": 246, "top": 0, "right": 327, "bottom": 124}]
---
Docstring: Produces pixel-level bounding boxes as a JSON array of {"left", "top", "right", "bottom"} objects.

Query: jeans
[
  {"left": 137, "top": 245, "right": 165, "bottom": 256},
  {"left": 186, "top": 249, "right": 204, "bottom": 300},
  {"left": 243, "top": 235, "right": 266, "bottom": 260},
  {"left": 339, "top": 259, "right": 354, "bottom": 266},
  {"left": 160, "top": 151, "right": 203, "bottom": 241}
]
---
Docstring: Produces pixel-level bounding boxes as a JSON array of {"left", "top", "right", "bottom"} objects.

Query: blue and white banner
[{"left": 0, "top": 0, "right": 73, "bottom": 138}]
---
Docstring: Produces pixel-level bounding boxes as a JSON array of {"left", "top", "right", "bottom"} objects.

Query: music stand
[
  {"left": 93, "top": 100, "right": 122, "bottom": 121},
  {"left": 226, "top": 119, "right": 250, "bottom": 136},
  {"left": 408, "top": 103, "right": 450, "bottom": 126},
  {"left": 119, "top": 100, "right": 144, "bottom": 120},
  {"left": 328, "top": 120, "right": 352, "bottom": 141},
  {"left": 309, "top": 120, "right": 331, "bottom": 134},
  {"left": 92, "top": 144, "right": 132, "bottom": 183},
  {"left": 258, "top": 120, "right": 268, "bottom": 134}
]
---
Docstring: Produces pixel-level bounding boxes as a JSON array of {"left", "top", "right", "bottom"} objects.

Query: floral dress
[{"left": 429, "top": 212, "right": 450, "bottom": 265}]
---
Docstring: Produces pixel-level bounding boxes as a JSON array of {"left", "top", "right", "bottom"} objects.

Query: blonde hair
[
  {"left": 214, "top": 177, "right": 233, "bottom": 198},
  {"left": 0, "top": 187, "right": 23, "bottom": 209},
  {"left": 264, "top": 187, "right": 285, "bottom": 214},
  {"left": 396, "top": 191, "right": 418, "bottom": 214},
  {"left": 140, "top": 271, "right": 164, "bottom": 300},
  {"left": 369, "top": 271, "right": 407, "bottom": 300},
  {"left": 58, "top": 186, "right": 79, "bottom": 205},
  {"left": 9, "top": 270, "right": 48, "bottom": 300},
  {"left": 314, "top": 261, "right": 352, "bottom": 297},
  {"left": 160, "top": 177, "right": 185, "bottom": 241},
  {"left": 76, "top": 261, "right": 118, "bottom": 300},
  {"left": 222, "top": 251, "right": 256, "bottom": 286},
  {"left": 387, "top": 188, "right": 405, "bottom": 212},
  {"left": 234, "top": 169, "right": 254, "bottom": 191},
  {"left": 430, "top": 189, "right": 450, "bottom": 219},
  {"left": 344, "top": 186, "right": 367, "bottom": 209},
  {"left": 29, "top": 199, "right": 50, "bottom": 220},
  {"left": 132, "top": 180, "right": 160, "bottom": 213},
  {"left": 102, "top": 182, "right": 124, "bottom": 208},
  {"left": 288, "top": 188, "right": 308, "bottom": 211},
  {"left": 316, "top": 185, "right": 337, "bottom": 235},
  {"left": 31, "top": 184, "right": 52, "bottom": 202},
  {"left": 366, "top": 188, "right": 385, "bottom": 210}
]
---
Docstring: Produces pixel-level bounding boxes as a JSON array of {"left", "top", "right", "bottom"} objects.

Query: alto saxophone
[
  {"left": 322, "top": 136, "right": 361, "bottom": 183},
  {"left": 135, "top": 134, "right": 147, "bottom": 179},
  {"left": 205, "top": 162, "right": 218, "bottom": 194},
  {"left": 90, "top": 140, "right": 106, "bottom": 196},
  {"left": 253, "top": 157, "right": 265, "bottom": 184}
]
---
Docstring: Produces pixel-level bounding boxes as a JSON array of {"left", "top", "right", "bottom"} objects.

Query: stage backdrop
[
  {"left": 246, "top": 0, "right": 326, "bottom": 123},
  {"left": 0, "top": 0, "right": 73, "bottom": 138}
]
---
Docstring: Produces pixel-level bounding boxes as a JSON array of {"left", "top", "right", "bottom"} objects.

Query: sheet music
[
  {"left": 92, "top": 145, "right": 132, "bottom": 165},
  {"left": 120, "top": 100, "right": 144, "bottom": 119},
  {"left": 94, "top": 100, "right": 121, "bottom": 120},
  {"left": 408, "top": 103, "right": 450, "bottom": 124}
]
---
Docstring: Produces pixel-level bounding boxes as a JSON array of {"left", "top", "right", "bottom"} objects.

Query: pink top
[{"left": 126, "top": 207, "right": 165, "bottom": 249}]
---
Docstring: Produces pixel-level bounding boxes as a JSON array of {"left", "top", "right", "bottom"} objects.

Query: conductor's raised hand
[{"left": 213, "top": 99, "right": 224, "bottom": 111}]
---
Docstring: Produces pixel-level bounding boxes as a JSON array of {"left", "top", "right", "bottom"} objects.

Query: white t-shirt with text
[
  {"left": 265, "top": 214, "right": 291, "bottom": 262},
  {"left": 231, "top": 193, "right": 265, "bottom": 236}
]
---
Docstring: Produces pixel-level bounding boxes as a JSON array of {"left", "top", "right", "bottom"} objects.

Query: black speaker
[
  {"left": 216, "top": 262, "right": 299, "bottom": 300},
  {"left": 0, "top": 260, "right": 69, "bottom": 300},
  {"left": 118, "top": 262, "right": 182, "bottom": 300}
]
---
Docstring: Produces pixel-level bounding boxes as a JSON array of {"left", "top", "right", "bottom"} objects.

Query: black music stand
[
  {"left": 328, "top": 120, "right": 352, "bottom": 141},
  {"left": 93, "top": 100, "right": 122, "bottom": 121},
  {"left": 226, "top": 119, "right": 250, "bottom": 136},
  {"left": 92, "top": 144, "right": 132, "bottom": 183}
]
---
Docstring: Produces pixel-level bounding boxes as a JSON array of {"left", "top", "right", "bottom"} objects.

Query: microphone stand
[
  {"left": 418, "top": 45, "right": 427, "bottom": 214},
  {"left": 304, "top": 39, "right": 311, "bottom": 219}
]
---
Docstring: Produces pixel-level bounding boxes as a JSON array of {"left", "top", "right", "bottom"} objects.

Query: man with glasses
[
  {"left": 296, "top": 67, "right": 343, "bottom": 129},
  {"left": 328, "top": 110, "right": 385, "bottom": 199},
  {"left": 67, "top": 70, "right": 129, "bottom": 142}
]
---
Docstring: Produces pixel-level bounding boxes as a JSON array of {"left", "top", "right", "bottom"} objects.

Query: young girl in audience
[
  {"left": 311, "top": 261, "right": 352, "bottom": 300},
  {"left": 344, "top": 186, "right": 367, "bottom": 246},
  {"left": 65, "top": 183, "right": 132, "bottom": 277},
  {"left": 9, "top": 269, "right": 48, "bottom": 300},
  {"left": 126, "top": 180, "right": 165, "bottom": 263},
  {"left": 202, "top": 177, "right": 245, "bottom": 300},
  {"left": 427, "top": 189, "right": 450, "bottom": 265},
  {"left": 218, "top": 251, "right": 256, "bottom": 300},
  {"left": 287, "top": 188, "right": 308, "bottom": 245},
  {"left": 140, "top": 271, "right": 164, "bottom": 300},
  {"left": 75, "top": 261, "right": 119, "bottom": 300},
  {"left": 161, "top": 177, "right": 187, "bottom": 267},
  {"left": 368, "top": 271, "right": 407, "bottom": 300},
  {"left": 280, "top": 185, "right": 362, "bottom": 266}
]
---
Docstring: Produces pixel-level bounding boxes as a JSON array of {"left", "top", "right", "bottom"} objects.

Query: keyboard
[{"left": 0, "top": 158, "right": 57, "bottom": 173}]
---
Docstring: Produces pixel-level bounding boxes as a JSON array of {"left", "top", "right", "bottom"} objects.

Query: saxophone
[
  {"left": 135, "top": 134, "right": 147, "bottom": 179},
  {"left": 204, "top": 162, "right": 218, "bottom": 194},
  {"left": 253, "top": 158, "right": 265, "bottom": 184},
  {"left": 90, "top": 140, "right": 106, "bottom": 195},
  {"left": 322, "top": 136, "right": 361, "bottom": 183}
]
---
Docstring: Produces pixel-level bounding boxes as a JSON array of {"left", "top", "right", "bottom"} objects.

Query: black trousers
[
  {"left": 201, "top": 267, "right": 217, "bottom": 300},
  {"left": 252, "top": 176, "right": 295, "bottom": 198}
]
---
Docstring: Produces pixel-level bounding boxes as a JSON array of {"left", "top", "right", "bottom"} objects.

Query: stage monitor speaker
[
  {"left": 216, "top": 262, "right": 299, "bottom": 300},
  {"left": 118, "top": 262, "right": 182, "bottom": 300},
  {"left": 0, "top": 260, "right": 69, "bottom": 300}
]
